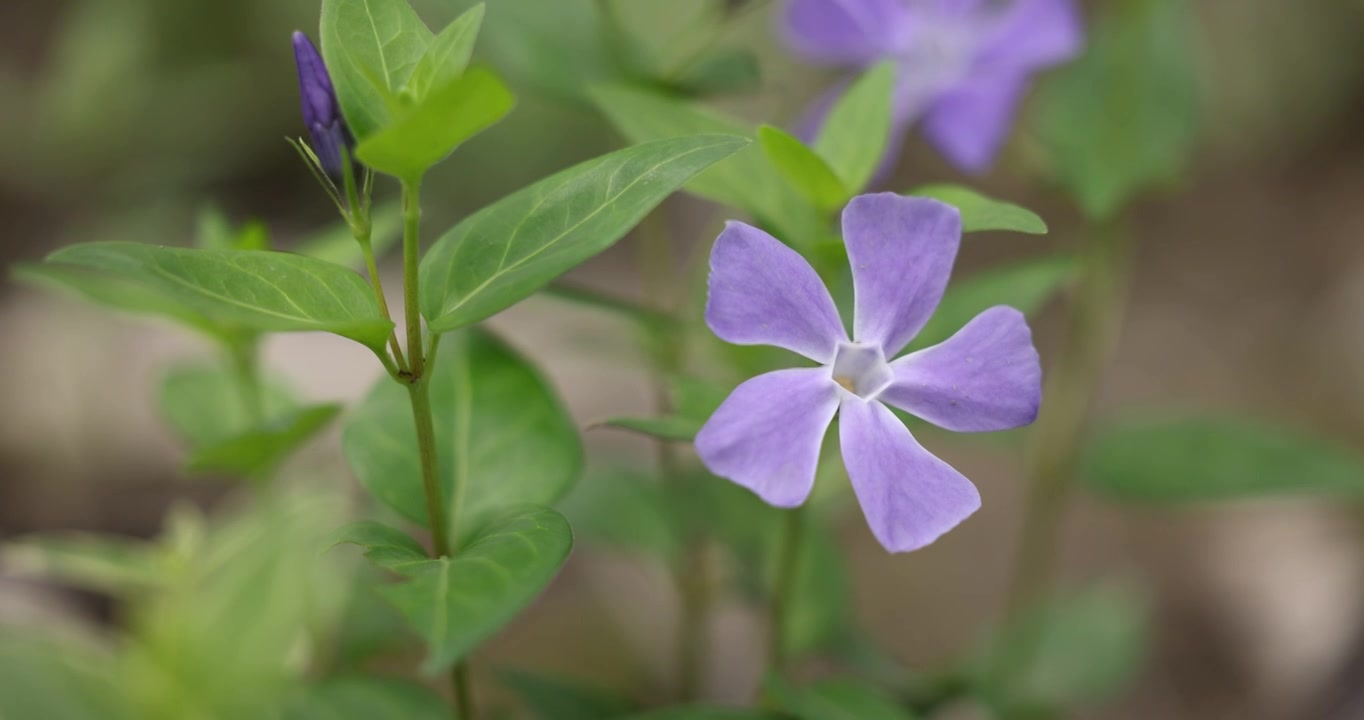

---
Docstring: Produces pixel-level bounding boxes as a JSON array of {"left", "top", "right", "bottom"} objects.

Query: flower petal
[
  {"left": 781, "top": 0, "right": 912, "bottom": 66},
  {"left": 696, "top": 368, "right": 840, "bottom": 508},
  {"left": 845, "top": 193, "right": 962, "bottom": 356},
  {"left": 880, "top": 306, "right": 1041, "bottom": 432},
  {"left": 706, "top": 221, "right": 848, "bottom": 363},
  {"left": 977, "top": 0, "right": 1084, "bottom": 74},
  {"left": 839, "top": 397, "right": 981, "bottom": 553},
  {"left": 922, "top": 72, "right": 1026, "bottom": 174}
]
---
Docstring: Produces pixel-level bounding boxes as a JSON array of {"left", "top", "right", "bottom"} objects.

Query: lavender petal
[
  {"left": 922, "top": 72, "right": 1026, "bottom": 174},
  {"left": 977, "top": 0, "right": 1085, "bottom": 74},
  {"left": 781, "top": 0, "right": 911, "bottom": 66}
]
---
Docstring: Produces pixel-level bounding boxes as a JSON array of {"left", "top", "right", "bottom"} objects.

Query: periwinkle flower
[
  {"left": 783, "top": 0, "right": 1083, "bottom": 174},
  {"left": 291, "top": 31, "right": 354, "bottom": 177},
  {"left": 696, "top": 193, "right": 1041, "bottom": 553}
]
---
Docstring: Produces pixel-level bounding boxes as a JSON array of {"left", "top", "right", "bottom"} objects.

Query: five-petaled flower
[
  {"left": 695, "top": 193, "right": 1042, "bottom": 553},
  {"left": 783, "top": 0, "right": 1083, "bottom": 174},
  {"left": 291, "top": 31, "right": 354, "bottom": 177}
]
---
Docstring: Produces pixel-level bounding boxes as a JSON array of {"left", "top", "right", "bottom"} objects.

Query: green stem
[
  {"left": 1002, "top": 221, "right": 1131, "bottom": 624},
  {"left": 768, "top": 504, "right": 806, "bottom": 675},
  {"left": 402, "top": 178, "right": 426, "bottom": 378},
  {"left": 453, "top": 664, "right": 474, "bottom": 719},
  {"left": 229, "top": 336, "right": 265, "bottom": 426},
  {"left": 357, "top": 225, "right": 408, "bottom": 373},
  {"left": 407, "top": 378, "right": 449, "bottom": 558}
]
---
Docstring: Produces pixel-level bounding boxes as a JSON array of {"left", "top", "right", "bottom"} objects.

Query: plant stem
[
  {"left": 452, "top": 664, "right": 474, "bottom": 719},
  {"left": 1002, "top": 221, "right": 1130, "bottom": 624},
  {"left": 407, "top": 378, "right": 449, "bottom": 558},
  {"left": 229, "top": 336, "right": 265, "bottom": 426},
  {"left": 768, "top": 504, "right": 806, "bottom": 675},
  {"left": 358, "top": 229, "right": 408, "bottom": 373},
  {"left": 402, "top": 178, "right": 426, "bottom": 378}
]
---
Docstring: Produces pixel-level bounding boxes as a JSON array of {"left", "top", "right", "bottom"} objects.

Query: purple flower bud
[{"left": 292, "top": 31, "right": 354, "bottom": 177}]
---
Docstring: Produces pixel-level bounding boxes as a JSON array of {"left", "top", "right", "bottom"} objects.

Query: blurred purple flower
[
  {"left": 695, "top": 193, "right": 1041, "bottom": 553},
  {"left": 784, "top": 0, "right": 1083, "bottom": 174},
  {"left": 292, "top": 31, "right": 354, "bottom": 177}
]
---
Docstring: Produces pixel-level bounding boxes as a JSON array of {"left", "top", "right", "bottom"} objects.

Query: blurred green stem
[
  {"left": 1002, "top": 220, "right": 1131, "bottom": 626},
  {"left": 768, "top": 504, "right": 806, "bottom": 675},
  {"left": 402, "top": 179, "right": 426, "bottom": 378},
  {"left": 229, "top": 336, "right": 264, "bottom": 426}
]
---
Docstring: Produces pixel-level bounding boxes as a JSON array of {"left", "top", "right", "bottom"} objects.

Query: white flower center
[
  {"left": 830, "top": 342, "right": 893, "bottom": 400},
  {"left": 893, "top": 5, "right": 980, "bottom": 108}
]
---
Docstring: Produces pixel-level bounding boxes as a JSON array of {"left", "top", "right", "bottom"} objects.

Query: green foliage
[
  {"left": 406, "top": 5, "right": 485, "bottom": 100},
  {"left": 814, "top": 62, "right": 896, "bottom": 197},
  {"left": 42, "top": 243, "right": 393, "bottom": 352},
  {"left": 671, "top": 50, "right": 762, "bottom": 97},
  {"left": 911, "top": 256, "right": 1075, "bottom": 351},
  {"left": 765, "top": 674, "right": 914, "bottom": 720},
  {"left": 378, "top": 506, "right": 574, "bottom": 673},
  {"left": 1082, "top": 416, "right": 1364, "bottom": 502},
  {"left": 597, "top": 375, "right": 732, "bottom": 443},
  {"left": 284, "top": 676, "right": 450, "bottom": 719},
  {"left": 158, "top": 361, "right": 294, "bottom": 449},
  {"left": 295, "top": 201, "right": 403, "bottom": 269},
  {"left": 419, "top": 135, "right": 747, "bottom": 332},
  {"left": 589, "top": 85, "right": 818, "bottom": 247},
  {"left": 908, "top": 185, "right": 1048, "bottom": 235},
  {"left": 334, "top": 520, "right": 430, "bottom": 572},
  {"left": 344, "top": 329, "right": 582, "bottom": 539},
  {"left": 1035, "top": 0, "right": 1200, "bottom": 219},
  {"left": 500, "top": 669, "right": 637, "bottom": 719},
  {"left": 320, "top": 0, "right": 434, "bottom": 139},
  {"left": 4, "top": 534, "right": 160, "bottom": 596},
  {"left": 759, "top": 125, "right": 848, "bottom": 212},
  {"left": 185, "top": 405, "right": 341, "bottom": 477},
  {"left": 559, "top": 467, "right": 680, "bottom": 561},
  {"left": 356, "top": 67, "right": 515, "bottom": 182},
  {"left": 623, "top": 708, "right": 782, "bottom": 720},
  {"left": 0, "top": 630, "right": 130, "bottom": 720}
]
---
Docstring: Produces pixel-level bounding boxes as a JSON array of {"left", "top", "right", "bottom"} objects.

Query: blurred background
[{"left": 3, "top": 1, "right": 1364, "bottom": 718}]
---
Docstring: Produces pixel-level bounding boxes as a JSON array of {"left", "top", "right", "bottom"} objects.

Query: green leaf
[
  {"left": 380, "top": 506, "right": 574, "bottom": 673},
  {"left": 45, "top": 243, "right": 394, "bottom": 352},
  {"left": 4, "top": 534, "right": 160, "bottom": 595},
  {"left": 406, "top": 4, "right": 485, "bottom": 100},
  {"left": 420, "top": 134, "right": 748, "bottom": 332},
  {"left": 333, "top": 520, "right": 430, "bottom": 572},
  {"left": 814, "top": 61, "right": 896, "bottom": 195},
  {"left": 357, "top": 67, "right": 515, "bottom": 182},
  {"left": 195, "top": 205, "right": 236, "bottom": 250},
  {"left": 594, "top": 375, "right": 731, "bottom": 443},
  {"left": 500, "top": 669, "right": 636, "bottom": 720},
  {"left": 12, "top": 262, "right": 229, "bottom": 340},
  {"left": 622, "top": 708, "right": 781, "bottom": 720},
  {"left": 186, "top": 404, "right": 341, "bottom": 477},
  {"left": 978, "top": 583, "right": 1149, "bottom": 709},
  {"left": 320, "top": 0, "right": 434, "bottom": 139},
  {"left": 909, "top": 185, "right": 1048, "bottom": 235},
  {"left": 598, "top": 416, "right": 702, "bottom": 442},
  {"left": 1082, "top": 416, "right": 1364, "bottom": 502},
  {"left": 0, "top": 630, "right": 129, "bottom": 720},
  {"left": 671, "top": 49, "right": 761, "bottom": 97},
  {"left": 765, "top": 674, "right": 914, "bottom": 720},
  {"left": 343, "top": 328, "right": 582, "bottom": 538},
  {"left": 159, "top": 361, "right": 296, "bottom": 450},
  {"left": 285, "top": 677, "right": 450, "bottom": 720},
  {"left": 759, "top": 125, "right": 849, "bottom": 211},
  {"left": 295, "top": 202, "right": 403, "bottom": 269},
  {"left": 911, "top": 256, "right": 1075, "bottom": 351},
  {"left": 589, "top": 85, "right": 817, "bottom": 247},
  {"left": 1034, "top": 0, "right": 1200, "bottom": 220},
  {"left": 559, "top": 467, "right": 679, "bottom": 560}
]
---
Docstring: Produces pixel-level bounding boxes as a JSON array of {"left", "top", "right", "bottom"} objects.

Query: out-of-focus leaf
[
  {"left": 765, "top": 674, "right": 914, "bottom": 720},
  {"left": 1034, "top": 0, "right": 1200, "bottom": 219},
  {"left": 598, "top": 416, "right": 703, "bottom": 442},
  {"left": 406, "top": 4, "right": 485, "bottom": 100},
  {"left": 4, "top": 534, "right": 160, "bottom": 596},
  {"left": 784, "top": 521, "right": 850, "bottom": 657},
  {"left": 671, "top": 49, "right": 762, "bottom": 97},
  {"left": 185, "top": 404, "right": 341, "bottom": 477},
  {"left": 344, "top": 329, "right": 582, "bottom": 540},
  {"left": 195, "top": 206, "right": 236, "bottom": 250},
  {"left": 12, "top": 262, "right": 230, "bottom": 340},
  {"left": 420, "top": 134, "right": 747, "bottom": 332},
  {"left": 500, "top": 669, "right": 636, "bottom": 720},
  {"left": 284, "top": 676, "right": 449, "bottom": 720},
  {"left": 559, "top": 467, "right": 678, "bottom": 560},
  {"left": 380, "top": 506, "right": 574, "bottom": 673},
  {"left": 623, "top": 708, "right": 782, "bottom": 719},
  {"left": 1082, "top": 416, "right": 1364, "bottom": 502},
  {"left": 158, "top": 360, "right": 296, "bottom": 450},
  {"left": 45, "top": 243, "right": 394, "bottom": 352},
  {"left": 814, "top": 62, "right": 896, "bottom": 196},
  {"left": 0, "top": 629, "right": 130, "bottom": 720},
  {"left": 295, "top": 202, "right": 402, "bottom": 268},
  {"left": 911, "top": 256, "right": 1075, "bottom": 351},
  {"left": 596, "top": 376, "right": 732, "bottom": 443},
  {"left": 589, "top": 85, "right": 818, "bottom": 247},
  {"left": 320, "top": 0, "right": 433, "bottom": 139},
  {"left": 333, "top": 520, "right": 430, "bottom": 572},
  {"left": 759, "top": 125, "right": 848, "bottom": 211},
  {"left": 908, "top": 185, "right": 1048, "bottom": 235},
  {"left": 357, "top": 67, "right": 515, "bottom": 182}
]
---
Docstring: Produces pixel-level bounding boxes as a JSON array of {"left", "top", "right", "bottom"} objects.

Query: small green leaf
[
  {"left": 357, "top": 67, "right": 515, "bottom": 182},
  {"left": 594, "top": 375, "right": 731, "bottom": 443},
  {"left": 46, "top": 243, "right": 394, "bottom": 352},
  {"left": 12, "top": 262, "right": 230, "bottom": 340},
  {"left": 294, "top": 202, "right": 403, "bottom": 269},
  {"left": 420, "top": 134, "right": 748, "bottom": 332},
  {"left": 320, "top": 0, "right": 434, "bottom": 139},
  {"left": 159, "top": 361, "right": 296, "bottom": 450},
  {"left": 590, "top": 85, "right": 818, "bottom": 247},
  {"left": 765, "top": 674, "right": 914, "bottom": 720},
  {"left": 343, "top": 328, "right": 582, "bottom": 538},
  {"left": 1082, "top": 416, "right": 1364, "bottom": 502},
  {"left": 500, "top": 669, "right": 636, "bottom": 720},
  {"left": 911, "top": 256, "right": 1075, "bottom": 351},
  {"left": 185, "top": 404, "right": 340, "bottom": 477},
  {"left": 759, "top": 125, "right": 849, "bottom": 211},
  {"left": 285, "top": 676, "right": 450, "bottom": 720},
  {"left": 196, "top": 205, "right": 236, "bottom": 250},
  {"left": 814, "top": 61, "right": 896, "bottom": 195},
  {"left": 671, "top": 49, "right": 761, "bottom": 97},
  {"left": 380, "top": 506, "right": 574, "bottom": 673},
  {"left": 909, "top": 185, "right": 1048, "bottom": 234},
  {"left": 1034, "top": 0, "right": 1200, "bottom": 219},
  {"left": 4, "top": 534, "right": 160, "bottom": 595},
  {"left": 559, "top": 467, "right": 679, "bottom": 560},
  {"left": 598, "top": 416, "right": 702, "bottom": 442},
  {"left": 406, "top": 4, "right": 485, "bottom": 100},
  {"left": 332, "top": 521, "right": 429, "bottom": 572}
]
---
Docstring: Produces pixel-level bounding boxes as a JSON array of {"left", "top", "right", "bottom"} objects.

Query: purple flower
[
  {"left": 695, "top": 193, "right": 1041, "bottom": 553},
  {"left": 292, "top": 31, "right": 354, "bottom": 177},
  {"left": 783, "top": 0, "right": 1083, "bottom": 174}
]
